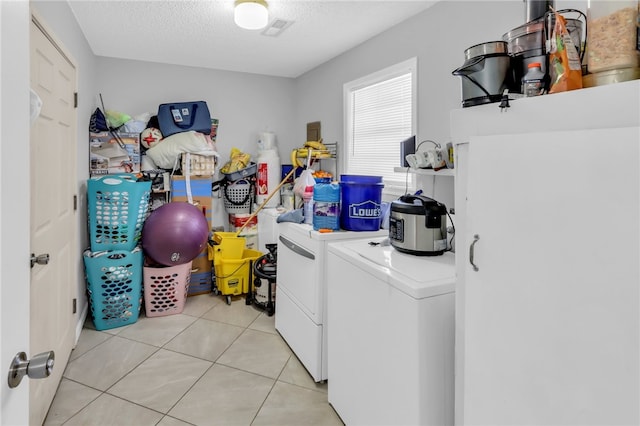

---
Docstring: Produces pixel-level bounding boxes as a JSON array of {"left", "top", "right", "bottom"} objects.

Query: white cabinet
[{"left": 452, "top": 81, "right": 640, "bottom": 425}]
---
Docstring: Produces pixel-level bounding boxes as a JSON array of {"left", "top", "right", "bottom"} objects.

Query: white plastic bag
[{"left": 293, "top": 169, "right": 315, "bottom": 199}]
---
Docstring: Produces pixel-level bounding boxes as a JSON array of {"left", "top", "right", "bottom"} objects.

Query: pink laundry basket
[{"left": 143, "top": 261, "right": 192, "bottom": 317}]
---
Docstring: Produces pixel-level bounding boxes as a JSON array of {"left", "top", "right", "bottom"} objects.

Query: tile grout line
[
  {"left": 151, "top": 296, "right": 256, "bottom": 422},
  {"left": 153, "top": 299, "right": 260, "bottom": 424},
  {"left": 54, "top": 295, "right": 328, "bottom": 425},
  {"left": 249, "top": 355, "right": 290, "bottom": 426}
]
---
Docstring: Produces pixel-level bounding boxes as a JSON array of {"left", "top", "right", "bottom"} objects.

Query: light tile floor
[{"left": 45, "top": 294, "right": 343, "bottom": 426}]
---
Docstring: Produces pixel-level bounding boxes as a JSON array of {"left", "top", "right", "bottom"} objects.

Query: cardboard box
[
  {"left": 191, "top": 249, "right": 212, "bottom": 276},
  {"left": 90, "top": 131, "right": 141, "bottom": 175},
  {"left": 170, "top": 176, "right": 213, "bottom": 227},
  {"left": 170, "top": 175, "right": 214, "bottom": 295},
  {"left": 188, "top": 250, "right": 212, "bottom": 296}
]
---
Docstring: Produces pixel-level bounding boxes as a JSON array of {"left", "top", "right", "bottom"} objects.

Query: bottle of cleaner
[
  {"left": 312, "top": 183, "right": 340, "bottom": 231},
  {"left": 522, "top": 62, "right": 545, "bottom": 97},
  {"left": 303, "top": 198, "right": 313, "bottom": 224}
]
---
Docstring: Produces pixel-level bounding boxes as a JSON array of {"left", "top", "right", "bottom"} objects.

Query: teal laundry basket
[
  {"left": 87, "top": 174, "right": 151, "bottom": 252},
  {"left": 83, "top": 248, "right": 143, "bottom": 331}
]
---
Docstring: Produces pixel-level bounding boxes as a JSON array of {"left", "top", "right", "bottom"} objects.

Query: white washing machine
[
  {"left": 275, "top": 223, "right": 387, "bottom": 382},
  {"left": 326, "top": 237, "right": 455, "bottom": 426}
]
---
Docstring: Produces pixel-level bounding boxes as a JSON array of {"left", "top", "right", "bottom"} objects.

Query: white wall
[
  {"left": 292, "top": 0, "right": 585, "bottom": 208},
  {"left": 94, "top": 57, "right": 297, "bottom": 228},
  {"left": 95, "top": 57, "right": 297, "bottom": 155},
  {"left": 294, "top": 1, "right": 521, "bottom": 155},
  {"left": 293, "top": 0, "right": 523, "bottom": 209}
]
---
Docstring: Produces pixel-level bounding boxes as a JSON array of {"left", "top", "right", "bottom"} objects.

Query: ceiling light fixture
[{"left": 234, "top": 0, "right": 269, "bottom": 30}]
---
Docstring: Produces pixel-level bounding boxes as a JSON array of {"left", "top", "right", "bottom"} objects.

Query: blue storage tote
[
  {"left": 188, "top": 249, "right": 212, "bottom": 296},
  {"left": 87, "top": 174, "right": 151, "bottom": 252},
  {"left": 83, "top": 248, "right": 143, "bottom": 331},
  {"left": 188, "top": 270, "right": 213, "bottom": 296}
]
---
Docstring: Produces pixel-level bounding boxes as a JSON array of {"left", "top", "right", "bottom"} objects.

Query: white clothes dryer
[
  {"left": 326, "top": 237, "right": 455, "bottom": 426},
  {"left": 275, "top": 223, "right": 387, "bottom": 382}
]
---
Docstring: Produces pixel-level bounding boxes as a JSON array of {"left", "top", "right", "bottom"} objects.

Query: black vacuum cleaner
[{"left": 246, "top": 243, "right": 277, "bottom": 316}]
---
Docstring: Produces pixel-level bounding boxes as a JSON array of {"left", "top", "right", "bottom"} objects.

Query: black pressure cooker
[{"left": 389, "top": 194, "right": 448, "bottom": 256}]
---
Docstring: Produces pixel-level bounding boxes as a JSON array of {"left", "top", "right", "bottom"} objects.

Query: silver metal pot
[{"left": 452, "top": 41, "right": 511, "bottom": 108}]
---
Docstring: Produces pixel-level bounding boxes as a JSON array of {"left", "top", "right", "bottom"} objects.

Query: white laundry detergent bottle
[{"left": 256, "top": 132, "right": 281, "bottom": 208}]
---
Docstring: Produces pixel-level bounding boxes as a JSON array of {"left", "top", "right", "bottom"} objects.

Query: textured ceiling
[{"left": 68, "top": 0, "right": 438, "bottom": 78}]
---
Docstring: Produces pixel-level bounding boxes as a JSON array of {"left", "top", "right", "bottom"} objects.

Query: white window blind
[{"left": 344, "top": 58, "right": 416, "bottom": 192}]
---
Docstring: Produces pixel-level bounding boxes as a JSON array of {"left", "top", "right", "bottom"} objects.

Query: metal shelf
[
  {"left": 295, "top": 142, "right": 338, "bottom": 178},
  {"left": 394, "top": 167, "right": 455, "bottom": 177}
]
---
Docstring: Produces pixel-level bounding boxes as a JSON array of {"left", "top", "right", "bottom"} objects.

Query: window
[{"left": 343, "top": 57, "right": 417, "bottom": 193}]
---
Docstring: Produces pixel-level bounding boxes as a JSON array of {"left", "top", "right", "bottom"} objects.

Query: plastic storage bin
[
  {"left": 83, "top": 248, "right": 143, "bottom": 331},
  {"left": 587, "top": 1, "right": 640, "bottom": 73},
  {"left": 223, "top": 179, "right": 253, "bottom": 214},
  {"left": 143, "top": 261, "right": 192, "bottom": 317},
  {"left": 188, "top": 250, "right": 213, "bottom": 296},
  {"left": 220, "top": 162, "right": 257, "bottom": 182},
  {"left": 87, "top": 174, "right": 151, "bottom": 252}
]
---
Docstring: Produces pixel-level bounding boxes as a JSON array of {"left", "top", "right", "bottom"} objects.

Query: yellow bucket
[
  {"left": 208, "top": 232, "right": 246, "bottom": 263},
  {"left": 214, "top": 249, "right": 263, "bottom": 296}
]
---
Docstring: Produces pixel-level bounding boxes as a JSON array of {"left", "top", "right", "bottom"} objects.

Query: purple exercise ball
[{"left": 142, "top": 202, "right": 209, "bottom": 266}]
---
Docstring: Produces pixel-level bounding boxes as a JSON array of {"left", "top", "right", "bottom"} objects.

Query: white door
[
  {"left": 29, "top": 16, "right": 78, "bottom": 426},
  {"left": 1, "top": 2, "right": 31, "bottom": 425},
  {"left": 463, "top": 128, "right": 639, "bottom": 425}
]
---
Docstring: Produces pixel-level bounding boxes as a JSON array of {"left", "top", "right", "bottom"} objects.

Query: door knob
[
  {"left": 30, "top": 253, "right": 50, "bottom": 268},
  {"left": 7, "top": 351, "right": 55, "bottom": 388}
]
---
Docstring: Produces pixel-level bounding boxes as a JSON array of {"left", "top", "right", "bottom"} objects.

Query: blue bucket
[{"left": 339, "top": 175, "right": 384, "bottom": 231}]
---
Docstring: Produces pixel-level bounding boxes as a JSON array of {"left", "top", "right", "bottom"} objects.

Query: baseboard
[{"left": 74, "top": 303, "right": 88, "bottom": 346}]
